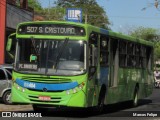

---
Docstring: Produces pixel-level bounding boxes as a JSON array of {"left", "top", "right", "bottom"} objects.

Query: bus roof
[
  {"left": 17, "top": 21, "right": 154, "bottom": 47},
  {"left": 108, "top": 30, "right": 154, "bottom": 46},
  {"left": 17, "top": 21, "right": 85, "bottom": 28}
]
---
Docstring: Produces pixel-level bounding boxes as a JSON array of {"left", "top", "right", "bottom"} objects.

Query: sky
[{"left": 38, "top": 0, "right": 160, "bottom": 33}]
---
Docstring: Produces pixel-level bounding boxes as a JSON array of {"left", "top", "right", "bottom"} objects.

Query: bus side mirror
[
  {"left": 6, "top": 38, "right": 12, "bottom": 52},
  {"left": 6, "top": 33, "right": 16, "bottom": 59},
  {"left": 89, "top": 33, "right": 98, "bottom": 45}
]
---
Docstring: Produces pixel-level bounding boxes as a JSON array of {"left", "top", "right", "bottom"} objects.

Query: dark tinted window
[
  {"left": 119, "top": 40, "right": 127, "bottom": 67},
  {"left": 6, "top": 70, "right": 12, "bottom": 80},
  {"left": 0, "top": 69, "right": 6, "bottom": 80},
  {"left": 6, "top": 68, "right": 12, "bottom": 74},
  {"left": 100, "top": 35, "right": 109, "bottom": 66}
]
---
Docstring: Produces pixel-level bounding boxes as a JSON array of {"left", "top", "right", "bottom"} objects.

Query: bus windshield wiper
[
  {"left": 31, "top": 37, "right": 39, "bottom": 56},
  {"left": 54, "top": 38, "right": 69, "bottom": 71}
]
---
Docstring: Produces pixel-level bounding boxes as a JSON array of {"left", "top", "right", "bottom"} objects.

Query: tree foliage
[
  {"left": 28, "top": 0, "right": 43, "bottom": 12},
  {"left": 27, "top": 0, "right": 110, "bottom": 28},
  {"left": 155, "top": 42, "right": 160, "bottom": 60},
  {"left": 129, "top": 27, "right": 158, "bottom": 41},
  {"left": 129, "top": 26, "right": 160, "bottom": 60},
  {"left": 55, "top": 0, "right": 110, "bottom": 28}
]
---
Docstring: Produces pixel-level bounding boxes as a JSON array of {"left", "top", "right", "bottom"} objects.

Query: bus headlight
[
  {"left": 17, "top": 86, "right": 20, "bottom": 90},
  {"left": 15, "top": 83, "right": 26, "bottom": 92},
  {"left": 66, "top": 90, "right": 70, "bottom": 95},
  {"left": 78, "top": 82, "right": 85, "bottom": 90},
  {"left": 22, "top": 88, "right": 25, "bottom": 92},
  {"left": 73, "top": 88, "right": 77, "bottom": 93},
  {"left": 66, "top": 82, "right": 85, "bottom": 95}
]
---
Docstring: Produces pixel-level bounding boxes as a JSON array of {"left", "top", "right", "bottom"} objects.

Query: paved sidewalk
[{"left": 0, "top": 103, "right": 33, "bottom": 111}]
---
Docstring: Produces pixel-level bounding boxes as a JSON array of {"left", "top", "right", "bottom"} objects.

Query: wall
[{"left": 0, "top": 0, "right": 6, "bottom": 64}]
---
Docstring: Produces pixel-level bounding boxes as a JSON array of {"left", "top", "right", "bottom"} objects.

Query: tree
[
  {"left": 55, "top": 0, "right": 110, "bottom": 28},
  {"left": 155, "top": 42, "right": 160, "bottom": 60},
  {"left": 41, "top": 7, "right": 65, "bottom": 21},
  {"left": 129, "top": 26, "right": 160, "bottom": 60},
  {"left": 28, "top": 0, "right": 43, "bottom": 12},
  {"left": 129, "top": 27, "right": 158, "bottom": 42},
  {"left": 142, "top": 0, "right": 160, "bottom": 11}
]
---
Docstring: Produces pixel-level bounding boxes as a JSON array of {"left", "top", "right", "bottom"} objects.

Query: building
[{"left": 0, "top": 0, "right": 33, "bottom": 64}]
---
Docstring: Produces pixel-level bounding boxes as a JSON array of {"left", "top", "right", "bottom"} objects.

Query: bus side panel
[{"left": 138, "top": 69, "right": 153, "bottom": 99}]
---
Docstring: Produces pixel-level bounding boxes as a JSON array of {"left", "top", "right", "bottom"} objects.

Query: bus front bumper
[{"left": 11, "top": 84, "right": 86, "bottom": 107}]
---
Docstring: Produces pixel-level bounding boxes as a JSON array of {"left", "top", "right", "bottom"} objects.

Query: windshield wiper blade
[
  {"left": 31, "top": 37, "right": 39, "bottom": 56},
  {"left": 54, "top": 38, "right": 69, "bottom": 71}
]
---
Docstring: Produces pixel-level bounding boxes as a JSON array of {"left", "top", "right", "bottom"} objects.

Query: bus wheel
[
  {"left": 158, "top": 83, "right": 160, "bottom": 88},
  {"left": 95, "top": 92, "right": 105, "bottom": 113},
  {"left": 32, "top": 105, "right": 46, "bottom": 112},
  {"left": 2, "top": 91, "right": 12, "bottom": 105},
  {"left": 132, "top": 87, "right": 139, "bottom": 107},
  {"left": 155, "top": 82, "right": 159, "bottom": 88}
]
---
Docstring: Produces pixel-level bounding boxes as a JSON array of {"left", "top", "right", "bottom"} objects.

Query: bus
[{"left": 8, "top": 21, "right": 154, "bottom": 112}]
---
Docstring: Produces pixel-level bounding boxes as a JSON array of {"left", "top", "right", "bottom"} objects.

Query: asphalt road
[{"left": 1, "top": 88, "right": 160, "bottom": 119}]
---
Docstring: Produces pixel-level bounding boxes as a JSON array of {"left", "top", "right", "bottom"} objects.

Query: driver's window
[
  {"left": 100, "top": 35, "right": 109, "bottom": 66},
  {"left": 89, "top": 32, "right": 98, "bottom": 77}
]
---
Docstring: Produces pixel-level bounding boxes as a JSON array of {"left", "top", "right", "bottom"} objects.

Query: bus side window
[
  {"left": 100, "top": 35, "right": 109, "bottom": 66},
  {"left": 89, "top": 32, "right": 98, "bottom": 77},
  {"left": 141, "top": 45, "right": 147, "bottom": 68},
  {"left": 135, "top": 44, "right": 141, "bottom": 68},
  {"left": 146, "top": 46, "right": 153, "bottom": 70},
  {"left": 127, "top": 42, "right": 135, "bottom": 67},
  {"left": 89, "top": 32, "right": 98, "bottom": 47},
  {"left": 119, "top": 40, "right": 127, "bottom": 67}
]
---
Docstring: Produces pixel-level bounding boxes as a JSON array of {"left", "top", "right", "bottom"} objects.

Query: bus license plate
[{"left": 39, "top": 96, "right": 51, "bottom": 101}]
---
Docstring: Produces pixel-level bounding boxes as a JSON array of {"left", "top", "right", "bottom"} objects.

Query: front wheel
[
  {"left": 2, "top": 91, "right": 12, "bottom": 105},
  {"left": 95, "top": 93, "right": 105, "bottom": 113}
]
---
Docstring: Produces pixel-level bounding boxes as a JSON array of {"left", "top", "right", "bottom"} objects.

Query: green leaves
[
  {"left": 129, "top": 27, "right": 160, "bottom": 60},
  {"left": 55, "top": 0, "right": 110, "bottom": 28},
  {"left": 27, "top": 0, "right": 110, "bottom": 28},
  {"left": 130, "top": 27, "right": 158, "bottom": 41},
  {"left": 28, "top": 0, "right": 43, "bottom": 12}
]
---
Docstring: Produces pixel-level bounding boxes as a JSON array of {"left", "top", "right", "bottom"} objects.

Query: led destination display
[{"left": 18, "top": 24, "right": 85, "bottom": 36}]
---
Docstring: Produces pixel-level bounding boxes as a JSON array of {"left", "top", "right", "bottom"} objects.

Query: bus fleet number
[{"left": 27, "top": 27, "right": 38, "bottom": 33}]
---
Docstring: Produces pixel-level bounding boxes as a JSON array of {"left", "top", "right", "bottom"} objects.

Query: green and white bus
[{"left": 8, "top": 21, "right": 154, "bottom": 112}]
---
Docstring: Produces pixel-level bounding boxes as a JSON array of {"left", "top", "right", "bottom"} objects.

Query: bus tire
[
  {"left": 132, "top": 87, "right": 139, "bottom": 107},
  {"left": 2, "top": 90, "right": 12, "bottom": 105},
  {"left": 95, "top": 88, "right": 106, "bottom": 113},
  {"left": 155, "top": 82, "right": 159, "bottom": 88}
]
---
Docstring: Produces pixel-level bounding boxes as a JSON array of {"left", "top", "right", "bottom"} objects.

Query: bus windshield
[{"left": 15, "top": 39, "right": 86, "bottom": 76}]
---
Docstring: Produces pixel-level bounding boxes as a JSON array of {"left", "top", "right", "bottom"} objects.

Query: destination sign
[{"left": 18, "top": 24, "right": 85, "bottom": 36}]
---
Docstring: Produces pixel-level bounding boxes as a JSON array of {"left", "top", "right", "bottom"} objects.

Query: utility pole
[
  {"left": 85, "top": 14, "right": 88, "bottom": 24},
  {"left": 48, "top": 0, "right": 50, "bottom": 20}
]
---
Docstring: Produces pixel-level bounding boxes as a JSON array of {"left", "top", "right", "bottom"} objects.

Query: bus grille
[
  {"left": 21, "top": 77, "right": 72, "bottom": 83},
  {"left": 27, "top": 89, "right": 64, "bottom": 92},
  {"left": 28, "top": 95, "right": 61, "bottom": 103}
]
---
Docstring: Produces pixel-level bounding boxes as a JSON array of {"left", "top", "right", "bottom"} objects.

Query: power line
[{"left": 109, "top": 15, "right": 160, "bottom": 20}]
